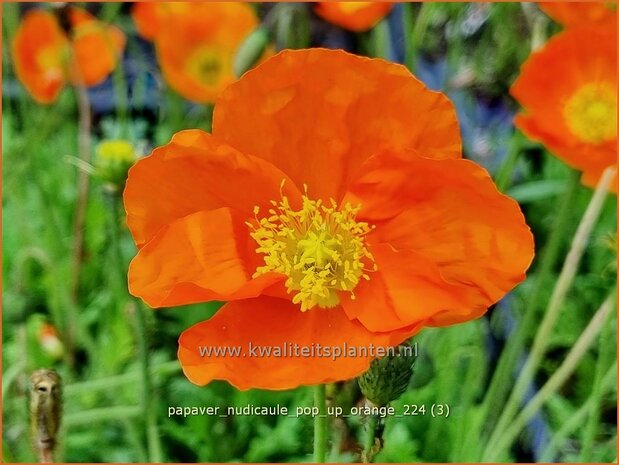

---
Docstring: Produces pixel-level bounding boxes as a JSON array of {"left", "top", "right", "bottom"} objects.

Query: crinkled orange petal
[
  {"left": 539, "top": 2, "right": 616, "bottom": 27},
  {"left": 343, "top": 150, "right": 534, "bottom": 327},
  {"left": 214, "top": 48, "right": 461, "bottom": 202},
  {"left": 124, "top": 129, "right": 302, "bottom": 248},
  {"left": 155, "top": 3, "right": 259, "bottom": 103},
  {"left": 341, "top": 244, "right": 478, "bottom": 332},
  {"left": 69, "top": 7, "right": 126, "bottom": 86},
  {"left": 178, "top": 296, "right": 422, "bottom": 390},
  {"left": 510, "top": 24, "right": 617, "bottom": 182},
  {"left": 315, "top": 2, "right": 394, "bottom": 32},
  {"left": 12, "top": 10, "right": 68, "bottom": 104},
  {"left": 129, "top": 208, "right": 285, "bottom": 307}
]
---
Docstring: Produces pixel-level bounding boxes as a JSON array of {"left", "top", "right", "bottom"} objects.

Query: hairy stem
[{"left": 313, "top": 384, "right": 328, "bottom": 463}]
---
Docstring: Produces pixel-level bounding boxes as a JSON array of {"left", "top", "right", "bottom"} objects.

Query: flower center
[
  {"left": 37, "top": 46, "right": 65, "bottom": 81},
  {"left": 563, "top": 82, "right": 617, "bottom": 144},
  {"left": 248, "top": 187, "right": 376, "bottom": 312},
  {"left": 187, "top": 47, "right": 227, "bottom": 86}
]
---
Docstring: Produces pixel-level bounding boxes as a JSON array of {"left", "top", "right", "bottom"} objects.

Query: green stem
[
  {"left": 540, "top": 365, "right": 616, "bottom": 462},
  {"left": 486, "top": 292, "right": 616, "bottom": 461},
  {"left": 108, "top": 194, "right": 163, "bottom": 462},
  {"left": 370, "top": 18, "right": 391, "bottom": 60},
  {"left": 402, "top": 2, "right": 415, "bottom": 71},
  {"left": 362, "top": 414, "right": 379, "bottom": 463},
  {"left": 66, "top": 80, "right": 92, "bottom": 372},
  {"left": 495, "top": 134, "right": 522, "bottom": 192},
  {"left": 313, "top": 384, "right": 328, "bottom": 463},
  {"left": 480, "top": 170, "right": 580, "bottom": 431},
  {"left": 134, "top": 301, "right": 163, "bottom": 463},
  {"left": 579, "top": 302, "right": 614, "bottom": 460},
  {"left": 112, "top": 64, "right": 129, "bottom": 137},
  {"left": 482, "top": 167, "right": 615, "bottom": 460},
  {"left": 410, "top": 3, "right": 431, "bottom": 71}
]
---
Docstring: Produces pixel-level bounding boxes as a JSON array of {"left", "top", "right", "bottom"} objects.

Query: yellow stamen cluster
[
  {"left": 37, "top": 47, "right": 65, "bottom": 80},
  {"left": 248, "top": 187, "right": 376, "bottom": 311},
  {"left": 563, "top": 82, "right": 617, "bottom": 144},
  {"left": 187, "top": 47, "right": 226, "bottom": 86},
  {"left": 96, "top": 139, "right": 136, "bottom": 164}
]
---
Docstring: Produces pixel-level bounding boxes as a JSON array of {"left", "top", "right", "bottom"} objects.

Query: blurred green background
[{"left": 2, "top": 2, "right": 617, "bottom": 463}]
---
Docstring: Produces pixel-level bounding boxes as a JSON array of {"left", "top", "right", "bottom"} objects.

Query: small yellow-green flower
[{"left": 95, "top": 139, "right": 136, "bottom": 193}]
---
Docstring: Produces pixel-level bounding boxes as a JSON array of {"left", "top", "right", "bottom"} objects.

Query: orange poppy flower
[
  {"left": 133, "top": 2, "right": 264, "bottom": 103},
  {"left": 539, "top": 2, "right": 616, "bottom": 27},
  {"left": 68, "top": 8, "right": 126, "bottom": 87},
  {"left": 315, "top": 2, "right": 394, "bottom": 32},
  {"left": 12, "top": 8, "right": 125, "bottom": 104},
  {"left": 132, "top": 2, "right": 192, "bottom": 41},
  {"left": 511, "top": 23, "right": 617, "bottom": 190},
  {"left": 125, "top": 49, "right": 534, "bottom": 390}
]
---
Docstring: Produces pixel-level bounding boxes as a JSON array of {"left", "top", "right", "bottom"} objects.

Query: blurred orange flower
[
  {"left": 132, "top": 2, "right": 264, "bottom": 103},
  {"left": 132, "top": 2, "right": 191, "bottom": 41},
  {"left": 12, "top": 8, "right": 125, "bottom": 104},
  {"left": 315, "top": 2, "right": 393, "bottom": 31},
  {"left": 125, "top": 49, "right": 534, "bottom": 390},
  {"left": 539, "top": 2, "right": 616, "bottom": 27},
  {"left": 511, "top": 23, "right": 617, "bottom": 190}
]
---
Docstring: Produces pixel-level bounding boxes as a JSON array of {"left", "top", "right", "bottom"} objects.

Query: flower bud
[
  {"left": 39, "top": 324, "right": 64, "bottom": 361},
  {"left": 234, "top": 28, "right": 270, "bottom": 78},
  {"left": 30, "top": 369, "right": 62, "bottom": 463},
  {"left": 95, "top": 139, "right": 136, "bottom": 193},
  {"left": 358, "top": 343, "right": 416, "bottom": 407}
]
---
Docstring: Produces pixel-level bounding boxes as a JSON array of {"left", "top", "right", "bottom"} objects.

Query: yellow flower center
[
  {"left": 186, "top": 47, "right": 228, "bottom": 86},
  {"left": 248, "top": 187, "right": 376, "bottom": 312},
  {"left": 37, "top": 46, "right": 65, "bottom": 81},
  {"left": 563, "top": 82, "right": 617, "bottom": 144}
]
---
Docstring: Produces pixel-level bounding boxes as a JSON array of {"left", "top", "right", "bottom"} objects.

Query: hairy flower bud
[{"left": 358, "top": 343, "right": 416, "bottom": 407}]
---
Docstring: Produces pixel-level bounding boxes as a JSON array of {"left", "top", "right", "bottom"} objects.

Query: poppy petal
[
  {"left": 538, "top": 2, "right": 615, "bottom": 27},
  {"left": 124, "top": 129, "right": 302, "bottom": 247},
  {"left": 131, "top": 2, "right": 163, "bottom": 41},
  {"left": 12, "top": 10, "right": 68, "bottom": 104},
  {"left": 69, "top": 8, "right": 126, "bottom": 87},
  {"left": 341, "top": 244, "right": 477, "bottom": 332},
  {"left": 315, "top": 2, "right": 393, "bottom": 32},
  {"left": 129, "top": 208, "right": 285, "bottom": 308},
  {"left": 510, "top": 24, "right": 616, "bottom": 182},
  {"left": 155, "top": 2, "right": 260, "bottom": 103},
  {"left": 178, "top": 296, "right": 422, "bottom": 390},
  {"left": 344, "top": 151, "right": 534, "bottom": 327},
  {"left": 214, "top": 48, "right": 461, "bottom": 202}
]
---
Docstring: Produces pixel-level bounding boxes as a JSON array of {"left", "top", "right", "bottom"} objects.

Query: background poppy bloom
[
  {"left": 137, "top": 3, "right": 265, "bottom": 104},
  {"left": 12, "top": 8, "right": 125, "bottom": 104},
  {"left": 315, "top": 2, "right": 393, "bottom": 31},
  {"left": 511, "top": 23, "right": 617, "bottom": 190},
  {"left": 68, "top": 7, "right": 126, "bottom": 87},
  {"left": 125, "top": 49, "right": 534, "bottom": 390},
  {"left": 131, "top": 2, "right": 192, "bottom": 41},
  {"left": 538, "top": 2, "right": 616, "bottom": 27}
]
